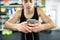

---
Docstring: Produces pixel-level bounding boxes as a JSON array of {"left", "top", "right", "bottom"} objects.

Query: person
[{"left": 4, "top": 0, "right": 55, "bottom": 40}]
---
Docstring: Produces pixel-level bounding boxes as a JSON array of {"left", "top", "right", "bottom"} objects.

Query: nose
[
  {"left": 26, "top": 3, "right": 30, "bottom": 7},
  {"left": 27, "top": 1, "right": 31, "bottom": 5}
]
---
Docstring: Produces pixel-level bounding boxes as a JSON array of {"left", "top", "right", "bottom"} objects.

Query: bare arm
[
  {"left": 4, "top": 8, "right": 32, "bottom": 33},
  {"left": 4, "top": 8, "right": 22, "bottom": 30},
  {"left": 37, "top": 7, "right": 55, "bottom": 31}
]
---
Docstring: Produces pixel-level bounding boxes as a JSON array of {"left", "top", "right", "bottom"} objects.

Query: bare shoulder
[
  {"left": 15, "top": 8, "right": 22, "bottom": 17},
  {"left": 37, "top": 7, "right": 42, "bottom": 10},
  {"left": 37, "top": 7, "right": 45, "bottom": 16},
  {"left": 7, "top": 8, "right": 22, "bottom": 23},
  {"left": 37, "top": 7, "right": 53, "bottom": 23}
]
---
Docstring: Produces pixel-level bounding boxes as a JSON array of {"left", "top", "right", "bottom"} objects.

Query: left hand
[{"left": 28, "top": 21, "right": 42, "bottom": 32}]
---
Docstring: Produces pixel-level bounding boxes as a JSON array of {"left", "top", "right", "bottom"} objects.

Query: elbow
[
  {"left": 49, "top": 21, "right": 55, "bottom": 29},
  {"left": 4, "top": 21, "right": 9, "bottom": 29}
]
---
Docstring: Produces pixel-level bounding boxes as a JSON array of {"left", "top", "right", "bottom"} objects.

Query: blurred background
[
  {"left": 0, "top": 0, "right": 46, "bottom": 31},
  {"left": 0, "top": 0, "right": 60, "bottom": 40},
  {"left": 0, "top": 0, "right": 60, "bottom": 31}
]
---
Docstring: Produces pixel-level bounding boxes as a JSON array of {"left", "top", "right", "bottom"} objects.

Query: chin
[{"left": 30, "top": 8, "right": 33, "bottom": 10}]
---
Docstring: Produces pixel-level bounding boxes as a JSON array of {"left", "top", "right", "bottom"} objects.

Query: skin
[{"left": 4, "top": 0, "right": 55, "bottom": 33}]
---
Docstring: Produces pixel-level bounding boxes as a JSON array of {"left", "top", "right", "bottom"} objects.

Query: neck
[{"left": 24, "top": 8, "right": 34, "bottom": 14}]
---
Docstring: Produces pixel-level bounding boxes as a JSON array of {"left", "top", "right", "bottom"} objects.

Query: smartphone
[
  {"left": 27, "top": 19, "right": 37, "bottom": 24},
  {"left": 27, "top": 19, "right": 38, "bottom": 27}
]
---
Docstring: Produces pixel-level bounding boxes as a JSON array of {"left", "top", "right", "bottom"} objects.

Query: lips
[{"left": 27, "top": 6, "right": 31, "bottom": 9}]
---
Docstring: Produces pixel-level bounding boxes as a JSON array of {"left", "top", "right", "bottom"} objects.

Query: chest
[
  {"left": 20, "top": 8, "right": 39, "bottom": 23},
  {"left": 24, "top": 12, "right": 34, "bottom": 19}
]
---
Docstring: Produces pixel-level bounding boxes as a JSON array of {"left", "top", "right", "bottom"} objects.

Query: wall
[{"left": 46, "top": 0, "right": 60, "bottom": 30}]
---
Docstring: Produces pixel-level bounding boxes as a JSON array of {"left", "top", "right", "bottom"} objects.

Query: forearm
[
  {"left": 40, "top": 22, "right": 55, "bottom": 31},
  {"left": 4, "top": 21, "right": 19, "bottom": 30}
]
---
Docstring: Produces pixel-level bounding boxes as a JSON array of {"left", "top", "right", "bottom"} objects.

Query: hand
[
  {"left": 28, "top": 21, "right": 41, "bottom": 32},
  {"left": 16, "top": 22, "right": 32, "bottom": 33}
]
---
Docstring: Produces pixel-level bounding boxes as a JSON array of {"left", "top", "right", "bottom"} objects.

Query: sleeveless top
[
  {"left": 19, "top": 8, "right": 39, "bottom": 40},
  {"left": 20, "top": 7, "right": 39, "bottom": 23}
]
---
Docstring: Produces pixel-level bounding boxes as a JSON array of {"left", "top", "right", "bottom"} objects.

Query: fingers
[
  {"left": 31, "top": 27, "right": 39, "bottom": 32},
  {"left": 23, "top": 26, "right": 32, "bottom": 33},
  {"left": 28, "top": 23, "right": 38, "bottom": 27},
  {"left": 18, "top": 21, "right": 40, "bottom": 33},
  {"left": 21, "top": 27, "right": 29, "bottom": 33},
  {"left": 21, "top": 22, "right": 27, "bottom": 26},
  {"left": 17, "top": 26, "right": 29, "bottom": 33}
]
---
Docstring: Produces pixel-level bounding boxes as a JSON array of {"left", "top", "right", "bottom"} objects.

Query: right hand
[{"left": 15, "top": 22, "right": 32, "bottom": 33}]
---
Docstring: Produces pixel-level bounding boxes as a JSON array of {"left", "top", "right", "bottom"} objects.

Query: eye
[
  {"left": 24, "top": 0, "right": 27, "bottom": 3},
  {"left": 30, "top": 0, "right": 32, "bottom": 3}
]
